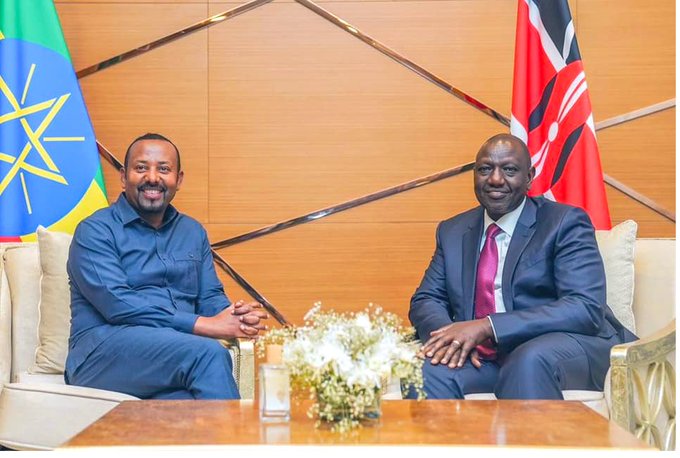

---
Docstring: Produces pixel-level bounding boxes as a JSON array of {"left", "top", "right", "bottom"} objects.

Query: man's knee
[
  {"left": 194, "top": 338, "right": 233, "bottom": 368},
  {"left": 420, "top": 360, "right": 466, "bottom": 399},
  {"left": 500, "top": 338, "right": 555, "bottom": 377},
  {"left": 496, "top": 334, "right": 585, "bottom": 399},
  {"left": 182, "top": 337, "right": 238, "bottom": 398}
]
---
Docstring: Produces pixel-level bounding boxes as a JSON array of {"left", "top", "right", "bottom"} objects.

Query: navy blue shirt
[{"left": 65, "top": 193, "right": 230, "bottom": 375}]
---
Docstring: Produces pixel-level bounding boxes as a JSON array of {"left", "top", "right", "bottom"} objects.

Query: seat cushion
[
  {"left": 32, "top": 227, "right": 73, "bottom": 374},
  {"left": 15, "top": 371, "right": 65, "bottom": 384},
  {"left": 463, "top": 390, "right": 604, "bottom": 401},
  {"left": 464, "top": 390, "right": 608, "bottom": 417},
  {"left": 595, "top": 220, "right": 638, "bottom": 333}
]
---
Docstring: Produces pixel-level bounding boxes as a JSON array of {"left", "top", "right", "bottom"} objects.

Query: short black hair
[
  {"left": 478, "top": 133, "right": 531, "bottom": 166},
  {"left": 123, "top": 133, "right": 181, "bottom": 172}
]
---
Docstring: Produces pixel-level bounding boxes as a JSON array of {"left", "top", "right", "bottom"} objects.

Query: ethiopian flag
[{"left": 0, "top": 0, "right": 107, "bottom": 242}]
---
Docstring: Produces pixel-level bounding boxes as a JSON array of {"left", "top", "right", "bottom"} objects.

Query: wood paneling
[
  {"left": 576, "top": 0, "right": 675, "bottom": 119},
  {"left": 56, "top": 3, "right": 208, "bottom": 71},
  {"left": 606, "top": 187, "right": 676, "bottom": 238},
  {"left": 57, "top": 1, "right": 206, "bottom": 4},
  {"left": 57, "top": 4, "right": 210, "bottom": 221},
  {"left": 599, "top": 109, "right": 675, "bottom": 215},
  {"left": 208, "top": 2, "right": 503, "bottom": 224},
  {"left": 208, "top": 219, "right": 442, "bottom": 324},
  {"left": 54, "top": 0, "right": 675, "bottom": 322},
  {"left": 315, "top": 0, "right": 517, "bottom": 115},
  {"left": 205, "top": 177, "right": 478, "bottom": 325}
]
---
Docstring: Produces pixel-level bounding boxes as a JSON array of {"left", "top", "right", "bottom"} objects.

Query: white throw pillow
[
  {"left": 32, "top": 226, "right": 73, "bottom": 373},
  {"left": 595, "top": 220, "right": 637, "bottom": 333}
]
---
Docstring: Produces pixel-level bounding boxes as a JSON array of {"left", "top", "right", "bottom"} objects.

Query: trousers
[
  {"left": 66, "top": 326, "right": 240, "bottom": 399},
  {"left": 406, "top": 332, "right": 612, "bottom": 399}
]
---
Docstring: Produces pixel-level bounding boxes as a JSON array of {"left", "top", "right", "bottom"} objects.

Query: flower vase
[
  {"left": 316, "top": 388, "right": 382, "bottom": 429},
  {"left": 362, "top": 392, "right": 382, "bottom": 422}
]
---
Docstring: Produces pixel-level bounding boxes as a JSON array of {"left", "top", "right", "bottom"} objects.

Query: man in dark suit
[{"left": 408, "top": 133, "right": 634, "bottom": 399}]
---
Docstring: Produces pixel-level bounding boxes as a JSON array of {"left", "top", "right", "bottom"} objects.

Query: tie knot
[{"left": 486, "top": 223, "right": 502, "bottom": 240}]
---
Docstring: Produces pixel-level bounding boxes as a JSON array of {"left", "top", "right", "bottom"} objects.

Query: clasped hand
[
  {"left": 418, "top": 318, "right": 492, "bottom": 368},
  {"left": 194, "top": 300, "right": 269, "bottom": 340}
]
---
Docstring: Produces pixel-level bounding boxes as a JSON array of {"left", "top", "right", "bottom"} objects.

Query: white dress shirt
[{"left": 480, "top": 197, "right": 527, "bottom": 342}]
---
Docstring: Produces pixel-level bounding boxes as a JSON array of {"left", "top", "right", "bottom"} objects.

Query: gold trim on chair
[
  {"left": 610, "top": 319, "right": 676, "bottom": 450},
  {"left": 220, "top": 338, "right": 255, "bottom": 400}
]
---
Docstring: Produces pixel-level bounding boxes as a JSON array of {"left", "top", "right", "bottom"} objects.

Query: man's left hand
[
  {"left": 230, "top": 300, "right": 263, "bottom": 316},
  {"left": 419, "top": 319, "right": 493, "bottom": 368}
]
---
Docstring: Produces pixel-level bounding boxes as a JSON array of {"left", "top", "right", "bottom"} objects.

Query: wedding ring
[{"left": 452, "top": 340, "right": 461, "bottom": 346}]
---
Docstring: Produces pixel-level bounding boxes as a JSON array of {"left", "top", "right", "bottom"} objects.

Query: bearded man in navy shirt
[{"left": 65, "top": 133, "right": 267, "bottom": 399}]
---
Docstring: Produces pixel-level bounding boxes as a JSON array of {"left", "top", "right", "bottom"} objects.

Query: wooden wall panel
[
  {"left": 208, "top": 2, "right": 505, "bottom": 225},
  {"left": 56, "top": 4, "right": 210, "bottom": 221},
  {"left": 206, "top": 176, "right": 476, "bottom": 244},
  {"left": 57, "top": 1, "right": 206, "bottom": 4},
  {"left": 320, "top": 0, "right": 517, "bottom": 116},
  {"left": 576, "top": 0, "right": 675, "bottom": 119},
  {"left": 54, "top": 0, "right": 675, "bottom": 323},
  {"left": 606, "top": 186, "right": 676, "bottom": 238},
  {"left": 56, "top": 3, "right": 208, "bottom": 71},
  {"left": 209, "top": 220, "right": 439, "bottom": 324},
  {"left": 598, "top": 109, "right": 675, "bottom": 213}
]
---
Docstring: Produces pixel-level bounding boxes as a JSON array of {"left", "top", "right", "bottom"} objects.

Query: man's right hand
[
  {"left": 417, "top": 319, "right": 492, "bottom": 368},
  {"left": 193, "top": 300, "right": 269, "bottom": 339}
]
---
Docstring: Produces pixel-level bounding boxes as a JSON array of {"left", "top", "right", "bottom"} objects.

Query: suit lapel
[
  {"left": 501, "top": 198, "right": 537, "bottom": 311},
  {"left": 462, "top": 208, "right": 484, "bottom": 321}
]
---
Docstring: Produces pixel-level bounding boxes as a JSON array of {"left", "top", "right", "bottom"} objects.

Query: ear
[
  {"left": 176, "top": 170, "right": 184, "bottom": 191},
  {"left": 120, "top": 167, "right": 126, "bottom": 190},
  {"left": 527, "top": 166, "right": 536, "bottom": 188}
]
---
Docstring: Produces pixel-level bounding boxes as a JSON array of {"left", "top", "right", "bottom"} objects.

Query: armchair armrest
[
  {"left": 609, "top": 319, "right": 676, "bottom": 451},
  {"left": 0, "top": 382, "right": 138, "bottom": 450},
  {"left": 220, "top": 338, "right": 255, "bottom": 400}
]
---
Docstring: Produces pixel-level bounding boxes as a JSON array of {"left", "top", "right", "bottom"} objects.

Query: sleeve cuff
[
  {"left": 171, "top": 311, "right": 200, "bottom": 333},
  {"left": 487, "top": 316, "right": 498, "bottom": 343}
]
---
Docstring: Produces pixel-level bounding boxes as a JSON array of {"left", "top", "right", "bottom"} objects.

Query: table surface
[{"left": 64, "top": 399, "right": 650, "bottom": 450}]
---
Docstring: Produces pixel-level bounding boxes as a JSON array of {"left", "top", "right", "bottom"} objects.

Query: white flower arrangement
[{"left": 258, "top": 302, "right": 424, "bottom": 432}]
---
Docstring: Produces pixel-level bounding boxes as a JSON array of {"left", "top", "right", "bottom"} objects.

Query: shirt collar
[
  {"left": 483, "top": 197, "right": 526, "bottom": 238},
  {"left": 115, "top": 193, "right": 179, "bottom": 228}
]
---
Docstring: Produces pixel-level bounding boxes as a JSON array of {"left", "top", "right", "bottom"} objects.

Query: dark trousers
[{"left": 406, "top": 332, "right": 612, "bottom": 399}]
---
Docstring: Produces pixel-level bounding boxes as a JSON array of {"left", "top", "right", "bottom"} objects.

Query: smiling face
[
  {"left": 473, "top": 135, "right": 535, "bottom": 221},
  {"left": 121, "top": 139, "right": 183, "bottom": 227}
]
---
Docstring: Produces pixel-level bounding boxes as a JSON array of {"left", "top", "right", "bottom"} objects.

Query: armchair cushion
[
  {"left": 32, "top": 227, "right": 73, "bottom": 374},
  {"left": 595, "top": 220, "right": 637, "bottom": 333},
  {"left": 4, "top": 244, "right": 41, "bottom": 381}
]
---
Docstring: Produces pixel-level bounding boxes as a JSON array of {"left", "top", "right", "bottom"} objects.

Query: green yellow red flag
[{"left": 0, "top": 0, "right": 108, "bottom": 242}]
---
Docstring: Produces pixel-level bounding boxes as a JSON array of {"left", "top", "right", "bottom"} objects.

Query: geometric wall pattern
[{"left": 57, "top": 0, "right": 675, "bottom": 324}]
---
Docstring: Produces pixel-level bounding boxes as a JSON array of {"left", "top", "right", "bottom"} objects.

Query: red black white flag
[{"left": 511, "top": 0, "right": 611, "bottom": 229}]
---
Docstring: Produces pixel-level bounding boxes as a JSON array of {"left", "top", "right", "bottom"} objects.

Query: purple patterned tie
[{"left": 474, "top": 223, "right": 502, "bottom": 360}]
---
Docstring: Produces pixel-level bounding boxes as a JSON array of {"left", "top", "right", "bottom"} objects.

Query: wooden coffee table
[{"left": 63, "top": 399, "right": 651, "bottom": 450}]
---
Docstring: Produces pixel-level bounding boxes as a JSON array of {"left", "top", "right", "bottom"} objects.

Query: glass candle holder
[{"left": 259, "top": 363, "right": 291, "bottom": 422}]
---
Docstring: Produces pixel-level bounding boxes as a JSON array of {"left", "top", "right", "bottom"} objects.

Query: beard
[{"left": 135, "top": 184, "right": 167, "bottom": 213}]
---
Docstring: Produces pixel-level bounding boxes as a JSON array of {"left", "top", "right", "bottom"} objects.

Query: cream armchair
[
  {"left": 467, "top": 226, "right": 676, "bottom": 450},
  {"left": 0, "top": 232, "right": 254, "bottom": 450},
  {"left": 608, "top": 237, "right": 675, "bottom": 451},
  {"left": 391, "top": 221, "right": 676, "bottom": 450}
]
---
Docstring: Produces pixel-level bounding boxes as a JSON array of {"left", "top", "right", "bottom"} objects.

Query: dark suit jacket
[{"left": 410, "top": 197, "right": 636, "bottom": 383}]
